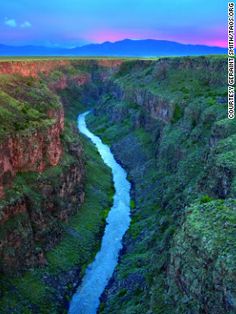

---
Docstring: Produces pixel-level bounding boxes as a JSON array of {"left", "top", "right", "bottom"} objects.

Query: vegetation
[
  {"left": 0, "top": 63, "right": 114, "bottom": 313},
  {"left": 84, "top": 56, "right": 236, "bottom": 313},
  {"left": 0, "top": 75, "right": 61, "bottom": 141},
  {"left": 0, "top": 56, "right": 234, "bottom": 314},
  {"left": 0, "top": 132, "right": 113, "bottom": 313}
]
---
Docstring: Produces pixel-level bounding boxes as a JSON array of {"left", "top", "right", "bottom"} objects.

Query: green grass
[
  {"left": 46, "top": 135, "right": 114, "bottom": 273},
  {"left": 0, "top": 57, "right": 155, "bottom": 62},
  {"left": 0, "top": 133, "right": 114, "bottom": 314},
  {"left": 0, "top": 54, "right": 231, "bottom": 314},
  {"left": 0, "top": 75, "right": 61, "bottom": 142},
  {"left": 82, "top": 55, "right": 235, "bottom": 314}
]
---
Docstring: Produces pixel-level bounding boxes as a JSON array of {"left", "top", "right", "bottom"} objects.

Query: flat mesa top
[
  {"left": 0, "top": 54, "right": 228, "bottom": 63},
  {"left": 0, "top": 56, "right": 158, "bottom": 62}
]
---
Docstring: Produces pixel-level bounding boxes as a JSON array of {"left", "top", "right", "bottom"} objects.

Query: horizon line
[{"left": 0, "top": 38, "right": 227, "bottom": 50}]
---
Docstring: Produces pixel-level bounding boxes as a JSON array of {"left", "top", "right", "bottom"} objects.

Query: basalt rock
[
  {"left": 0, "top": 145, "right": 84, "bottom": 274},
  {"left": 0, "top": 108, "right": 64, "bottom": 199}
]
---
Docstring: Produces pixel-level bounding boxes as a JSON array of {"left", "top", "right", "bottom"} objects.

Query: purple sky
[{"left": 0, "top": 0, "right": 227, "bottom": 47}]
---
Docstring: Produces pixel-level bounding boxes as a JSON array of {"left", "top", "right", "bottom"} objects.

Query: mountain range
[{"left": 0, "top": 39, "right": 227, "bottom": 57}]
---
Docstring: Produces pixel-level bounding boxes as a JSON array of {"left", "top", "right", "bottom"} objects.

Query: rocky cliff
[
  {"left": 0, "top": 56, "right": 234, "bottom": 313},
  {"left": 83, "top": 56, "right": 236, "bottom": 314},
  {"left": 0, "top": 60, "right": 70, "bottom": 77},
  {"left": 0, "top": 60, "right": 88, "bottom": 274},
  {"left": 0, "top": 108, "right": 64, "bottom": 198},
  {"left": 0, "top": 152, "right": 84, "bottom": 274},
  {"left": 0, "top": 58, "right": 121, "bottom": 199},
  {"left": 0, "top": 58, "right": 123, "bottom": 276}
]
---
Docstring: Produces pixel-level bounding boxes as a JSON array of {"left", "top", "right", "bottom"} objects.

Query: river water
[{"left": 68, "top": 111, "right": 131, "bottom": 314}]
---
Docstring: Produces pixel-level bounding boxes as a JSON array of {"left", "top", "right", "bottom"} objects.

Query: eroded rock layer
[{"left": 0, "top": 56, "right": 235, "bottom": 314}]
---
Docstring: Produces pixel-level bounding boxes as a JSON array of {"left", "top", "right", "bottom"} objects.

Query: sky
[{"left": 0, "top": 0, "right": 227, "bottom": 48}]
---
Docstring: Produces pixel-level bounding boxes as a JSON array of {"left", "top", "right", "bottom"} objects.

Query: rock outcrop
[
  {"left": 0, "top": 56, "right": 233, "bottom": 314},
  {"left": 0, "top": 60, "right": 70, "bottom": 78},
  {"left": 0, "top": 108, "right": 64, "bottom": 199},
  {"left": 0, "top": 60, "right": 90, "bottom": 274},
  {"left": 0, "top": 139, "right": 84, "bottom": 274},
  {"left": 83, "top": 56, "right": 236, "bottom": 314}
]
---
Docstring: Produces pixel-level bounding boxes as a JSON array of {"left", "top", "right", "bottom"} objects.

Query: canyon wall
[
  {"left": 0, "top": 56, "right": 233, "bottom": 313},
  {"left": 0, "top": 58, "right": 122, "bottom": 199},
  {"left": 0, "top": 151, "right": 84, "bottom": 274},
  {"left": 83, "top": 56, "right": 236, "bottom": 314},
  {"left": 0, "top": 58, "right": 124, "bottom": 274},
  {"left": 0, "top": 59, "right": 123, "bottom": 78},
  {"left": 0, "top": 60, "right": 71, "bottom": 77},
  {"left": 0, "top": 60, "right": 90, "bottom": 273},
  {"left": 0, "top": 108, "right": 64, "bottom": 198}
]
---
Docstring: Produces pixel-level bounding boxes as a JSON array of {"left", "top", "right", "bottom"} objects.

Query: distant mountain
[
  {"left": 0, "top": 39, "right": 227, "bottom": 57},
  {"left": 0, "top": 44, "right": 67, "bottom": 56}
]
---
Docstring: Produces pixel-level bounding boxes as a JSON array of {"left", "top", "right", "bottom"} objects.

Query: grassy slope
[
  {"left": 0, "top": 66, "right": 114, "bottom": 313},
  {"left": 0, "top": 74, "right": 61, "bottom": 142},
  {"left": 85, "top": 56, "right": 236, "bottom": 313},
  {"left": 0, "top": 132, "right": 113, "bottom": 313},
  {"left": 87, "top": 115, "right": 165, "bottom": 314},
  {"left": 0, "top": 55, "right": 234, "bottom": 313}
]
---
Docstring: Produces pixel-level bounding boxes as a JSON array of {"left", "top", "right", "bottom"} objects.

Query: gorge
[
  {"left": 69, "top": 111, "right": 131, "bottom": 313},
  {"left": 0, "top": 56, "right": 235, "bottom": 314}
]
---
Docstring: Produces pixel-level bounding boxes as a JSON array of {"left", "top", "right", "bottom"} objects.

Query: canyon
[{"left": 0, "top": 56, "right": 235, "bottom": 314}]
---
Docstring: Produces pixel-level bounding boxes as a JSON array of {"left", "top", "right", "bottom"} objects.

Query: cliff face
[
  {"left": 167, "top": 199, "right": 236, "bottom": 314},
  {"left": 0, "top": 60, "right": 91, "bottom": 274},
  {"left": 0, "top": 108, "right": 64, "bottom": 199},
  {"left": 0, "top": 60, "right": 70, "bottom": 77},
  {"left": 0, "top": 151, "right": 84, "bottom": 274},
  {"left": 83, "top": 56, "right": 236, "bottom": 314},
  {"left": 0, "top": 59, "right": 104, "bottom": 199},
  {"left": 0, "top": 56, "right": 233, "bottom": 313},
  {"left": 0, "top": 58, "right": 123, "bottom": 314},
  {"left": 48, "top": 72, "right": 92, "bottom": 91},
  {"left": 0, "top": 58, "right": 125, "bottom": 275}
]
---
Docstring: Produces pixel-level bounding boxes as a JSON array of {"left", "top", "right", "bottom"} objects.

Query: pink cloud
[{"left": 84, "top": 27, "right": 227, "bottom": 48}]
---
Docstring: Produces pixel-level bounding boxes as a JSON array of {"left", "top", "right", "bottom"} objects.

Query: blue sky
[{"left": 0, "top": 0, "right": 227, "bottom": 47}]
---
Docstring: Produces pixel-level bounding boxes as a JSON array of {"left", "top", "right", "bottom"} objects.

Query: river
[{"left": 68, "top": 111, "right": 131, "bottom": 314}]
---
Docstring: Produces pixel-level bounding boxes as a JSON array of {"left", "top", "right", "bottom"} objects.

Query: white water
[{"left": 68, "top": 111, "right": 131, "bottom": 314}]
